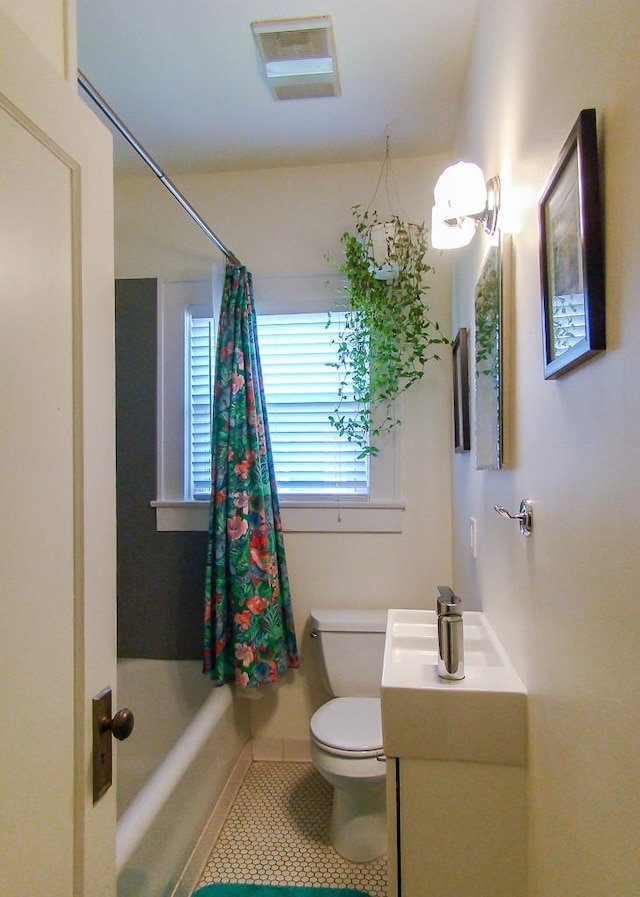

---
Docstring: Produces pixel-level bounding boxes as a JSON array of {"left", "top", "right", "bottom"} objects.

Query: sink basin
[
  {"left": 386, "top": 609, "right": 505, "bottom": 672},
  {"left": 381, "top": 609, "right": 527, "bottom": 766}
]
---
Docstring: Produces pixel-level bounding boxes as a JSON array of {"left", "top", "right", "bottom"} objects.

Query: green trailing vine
[{"left": 327, "top": 205, "right": 449, "bottom": 457}]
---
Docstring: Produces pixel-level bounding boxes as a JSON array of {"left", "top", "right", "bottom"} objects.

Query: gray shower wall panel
[{"left": 115, "top": 278, "right": 206, "bottom": 659}]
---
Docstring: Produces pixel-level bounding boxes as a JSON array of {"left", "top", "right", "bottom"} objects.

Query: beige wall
[
  {"left": 0, "top": 0, "right": 74, "bottom": 79},
  {"left": 114, "top": 156, "right": 454, "bottom": 742},
  {"left": 450, "top": 2, "right": 640, "bottom": 895}
]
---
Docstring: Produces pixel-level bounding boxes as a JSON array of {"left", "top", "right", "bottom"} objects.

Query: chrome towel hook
[{"left": 494, "top": 500, "right": 533, "bottom": 536}]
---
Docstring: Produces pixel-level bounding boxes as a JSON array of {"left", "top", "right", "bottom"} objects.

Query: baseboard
[{"left": 251, "top": 736, "right": 312, "bottom": 762}]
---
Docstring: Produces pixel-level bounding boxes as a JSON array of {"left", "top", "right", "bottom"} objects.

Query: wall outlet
[{"left": 470, "top": 517, "right": 477, "bottom": 558}]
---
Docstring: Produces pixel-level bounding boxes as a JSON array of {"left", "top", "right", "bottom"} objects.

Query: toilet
[{"left": 309, "top": 608, "right": 388, "bottom": 862}]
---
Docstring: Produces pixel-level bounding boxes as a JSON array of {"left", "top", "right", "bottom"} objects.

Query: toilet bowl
[{"left": 310, "top": 697, "right": 386, "bottom": 862}]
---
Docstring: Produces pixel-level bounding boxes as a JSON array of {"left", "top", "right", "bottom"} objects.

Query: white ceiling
[{"left": 76, "top": 0, "right": 478, "bottom": 176}]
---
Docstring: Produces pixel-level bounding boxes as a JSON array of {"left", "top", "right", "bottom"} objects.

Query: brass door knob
[
  {"left": 93, "top": 687, "right": 135, "bottom": 802},
  {"left": 100, "top": 707, "right": 135, "bottom": 741}
]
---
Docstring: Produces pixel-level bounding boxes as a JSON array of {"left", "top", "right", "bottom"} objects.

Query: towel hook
[{"left": 494, "top": 499, "right": 533, "bottom": 536}]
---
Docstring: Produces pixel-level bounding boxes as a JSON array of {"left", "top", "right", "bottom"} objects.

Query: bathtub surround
[{"left": 204, "top": 266, "right": 299, "bottom": 688}]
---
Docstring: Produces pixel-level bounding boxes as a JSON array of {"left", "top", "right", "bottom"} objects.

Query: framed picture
[
  {"left": 452, "top": 327, "right": 470, "bottom": 452},
  {"left": 538, "top": 108, "right": 605, "bottom": 379}
]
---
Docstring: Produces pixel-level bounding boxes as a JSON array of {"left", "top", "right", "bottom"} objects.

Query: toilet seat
[{"left": 310, "top": 697, "right": 383, "bottom": 758}]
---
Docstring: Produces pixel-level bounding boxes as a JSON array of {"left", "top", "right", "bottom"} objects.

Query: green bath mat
[{"left": 194, "top": 886, "right": 371, "bottom": 897}]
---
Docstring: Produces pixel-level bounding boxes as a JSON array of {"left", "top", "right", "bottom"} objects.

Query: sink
[
  {"left": 381, "top": 609, "right": 527, "bottom": 766},
  {"left": 386, "top": 609, "right": 505, "bottom": 672}
]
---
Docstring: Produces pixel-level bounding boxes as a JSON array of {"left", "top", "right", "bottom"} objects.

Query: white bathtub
[{"left": 116, "top": 659, "right": 250, "bottom": 897}]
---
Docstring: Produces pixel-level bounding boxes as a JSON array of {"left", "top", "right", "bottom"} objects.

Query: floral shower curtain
[{"left": 203, "top": 265, "right": 299, "bottom": 688}]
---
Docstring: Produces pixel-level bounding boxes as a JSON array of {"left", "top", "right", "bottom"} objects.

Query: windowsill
[{"left": 151, "top": 500, "right": 405, "bottom": 533}]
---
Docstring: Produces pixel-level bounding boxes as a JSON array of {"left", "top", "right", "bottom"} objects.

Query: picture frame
[
  {"left": 538, "top": 108, "right": 605, "bottom": 379},
  {"left": 452, "top": 327, "right": 470, "bottom": 452}
]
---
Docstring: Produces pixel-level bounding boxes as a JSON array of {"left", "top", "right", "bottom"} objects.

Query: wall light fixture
[{"left": 431, "top": 162, "right": 500, "bottom": 249}]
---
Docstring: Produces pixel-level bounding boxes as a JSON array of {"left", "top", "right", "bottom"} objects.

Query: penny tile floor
[{"left": 195, "top": 762, "right": 388, "bottom": 897}]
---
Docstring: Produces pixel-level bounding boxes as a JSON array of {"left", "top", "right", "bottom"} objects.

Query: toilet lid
[{"left": 310, "top": 697, "right": 383, "bottom": 754}]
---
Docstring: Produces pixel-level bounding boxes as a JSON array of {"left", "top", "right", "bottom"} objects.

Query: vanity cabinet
[
  {"left": 386, "top": 756, "right": 527, "bottom": 897},
  {"left": 381, "top": 609, "right": 528, "bottom": 897}
]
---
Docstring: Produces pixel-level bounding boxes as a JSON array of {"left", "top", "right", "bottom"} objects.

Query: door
[{"left": 0, "top": 9, "right": 117, "bottom": 896}]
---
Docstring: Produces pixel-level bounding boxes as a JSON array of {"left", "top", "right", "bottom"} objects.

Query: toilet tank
[{"left": 310, "top": 608, "right": 387, "bottom": 698}]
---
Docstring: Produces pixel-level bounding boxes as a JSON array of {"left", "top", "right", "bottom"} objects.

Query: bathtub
[{"left": 116, "top": 659, "right": 250, "bottom": 897}]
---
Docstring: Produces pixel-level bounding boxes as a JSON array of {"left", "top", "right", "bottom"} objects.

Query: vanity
[{"left": 381, "top": 609, "right": 528, "bottom": 897}]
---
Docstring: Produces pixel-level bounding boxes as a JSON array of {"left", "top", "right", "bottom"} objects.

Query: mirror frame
[
  {"left": 452, "top": 327, "right": 470, "bottom": 453},
  {"left": 474, "top": 241, "right": 502, "bottom": 470},
  {"left": 538, "top": 108, "right": 605, "bottom": 379}
]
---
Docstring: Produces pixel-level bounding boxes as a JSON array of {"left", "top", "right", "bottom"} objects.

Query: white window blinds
[
  {"left": 257, "top": 313, "right": 368, "bottom": 496},
  {"left": 187, "top": 307, "right": 215, "bottom": 500},
  {"left": 187, "top": 310, "right": 368, "bottom": 501}
]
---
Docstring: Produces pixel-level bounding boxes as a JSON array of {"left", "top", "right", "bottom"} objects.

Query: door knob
[
  {"left": 100, "top": 706, "right": 135, "bottom": 741},
  {"left": 93, "top": 687, "right": 135, "bottom": 802}
]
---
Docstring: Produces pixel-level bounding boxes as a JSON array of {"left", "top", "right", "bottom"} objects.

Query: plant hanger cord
[{"left": 365, "top": 134, "right": 410, "bottom": 222}]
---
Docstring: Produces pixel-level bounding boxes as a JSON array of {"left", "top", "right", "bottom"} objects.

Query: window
[
  {"left": 187, "top": 309, "right": 216, "bottom": 500},
  {"left": 187, "top": 310, "right": 368, "bottom": 501},
  {"left": 154, "top": 274, "right": 403, "bottom": 533}
]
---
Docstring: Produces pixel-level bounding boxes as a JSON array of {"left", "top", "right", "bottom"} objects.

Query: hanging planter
[
  {"left": 328, "top": 204, "right": 449, "bottom": 457},
  {"left": 368, "top": 219, "right": 421, "bottom": 281}
]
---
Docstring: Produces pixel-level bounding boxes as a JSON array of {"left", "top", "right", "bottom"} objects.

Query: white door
[{"left": 0, "top": 10, "right": 117, "bottom": 896}]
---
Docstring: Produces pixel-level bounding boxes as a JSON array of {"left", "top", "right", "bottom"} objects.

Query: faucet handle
[{"left": 436, "top": 585, "right": 462, "bottom": 615}]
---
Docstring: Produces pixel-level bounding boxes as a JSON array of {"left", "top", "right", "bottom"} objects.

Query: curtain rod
[{"left": 77, "top": 70, "right": 242, "bottom": 268}]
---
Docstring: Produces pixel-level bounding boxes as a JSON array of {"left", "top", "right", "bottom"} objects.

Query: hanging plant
[{"left": 328, "top": 204, "right": 448, "bottom": 457}]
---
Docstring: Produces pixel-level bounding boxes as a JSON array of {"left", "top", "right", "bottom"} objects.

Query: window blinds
[{"left": 188, "top": 311, "right": 368, "bottom": 501}]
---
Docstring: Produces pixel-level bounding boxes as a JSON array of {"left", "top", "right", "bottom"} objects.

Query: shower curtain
[{"left": 203, "top": 265, "right": 299, "bottom": 688}]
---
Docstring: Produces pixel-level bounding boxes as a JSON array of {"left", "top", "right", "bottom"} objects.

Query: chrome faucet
[{"left": 436, "top": 586, "right": 465, "bottom": 680}]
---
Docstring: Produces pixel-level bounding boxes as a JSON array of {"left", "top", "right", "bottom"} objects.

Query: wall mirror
[
  {"left": 452, "top": 327, "right": 471, "bottom": 452},
  {"left": 474, "top": 240, "right": 502, "bottom": 469}
]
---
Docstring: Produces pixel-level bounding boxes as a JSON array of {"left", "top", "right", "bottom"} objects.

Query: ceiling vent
[{"left": 251, "top": 16, "right": 340, "bottom": 100}]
